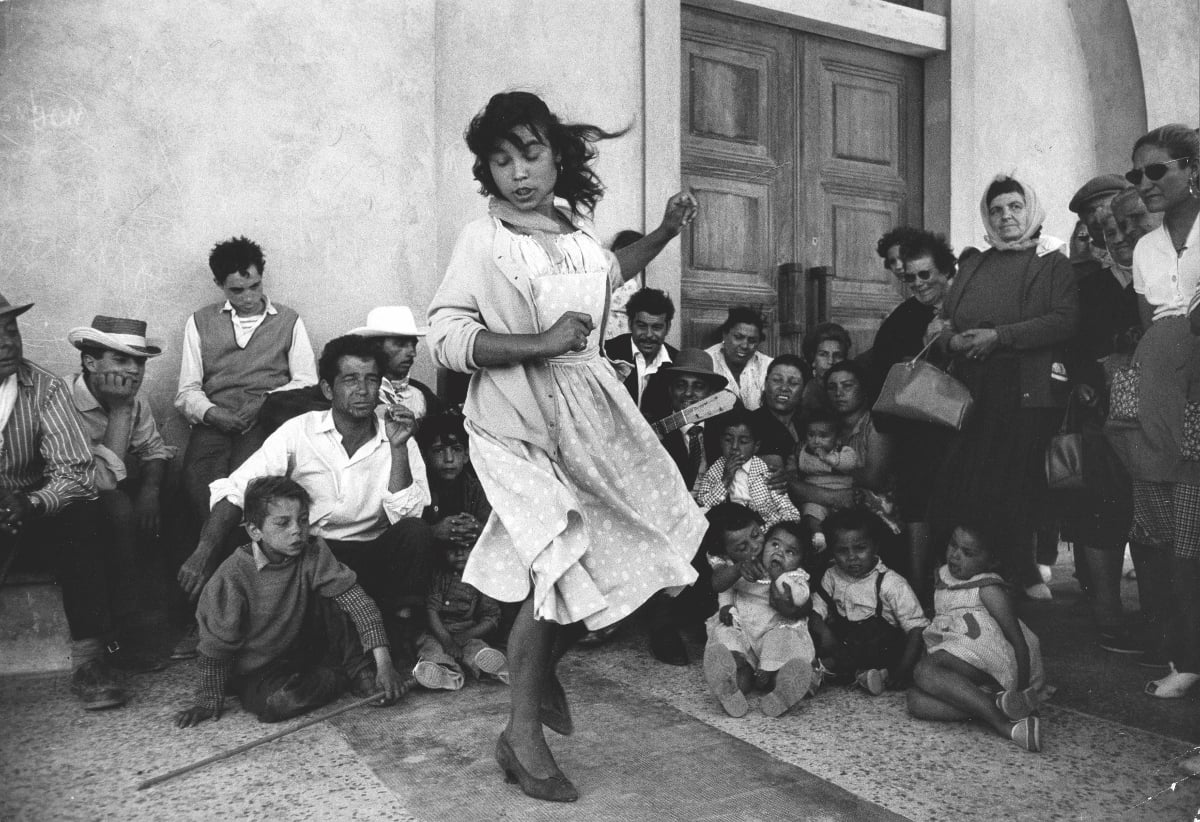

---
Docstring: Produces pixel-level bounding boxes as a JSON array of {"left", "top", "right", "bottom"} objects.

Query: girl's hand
[
  {"left": 541, "top": 311, "right": 594, "bottom": 357},
  {"left": 659, "top": 191, "right": 698, "bottom": 237}
]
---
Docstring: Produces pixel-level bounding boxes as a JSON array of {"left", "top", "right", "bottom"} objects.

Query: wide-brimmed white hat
[
  {"left": 68, "top": 315, "right": 165, "bottom": 358},
  {"left": 348, "top": 306, "right": 428, "bottom": 338}
]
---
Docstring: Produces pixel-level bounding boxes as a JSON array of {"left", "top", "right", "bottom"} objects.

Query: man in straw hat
[
  {"left": 67, "top": 316, "right": 172, "bottom": 630},
  {"left": 0, "top": 293, "right": 126, "bottom": 710},
  {"left": 348, "top": 306, "right": 441, "bottom": 420}
]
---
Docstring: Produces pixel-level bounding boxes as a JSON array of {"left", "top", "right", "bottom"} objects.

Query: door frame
[{"left": 642, "top": 0, "right": 949, "bottom": 348}]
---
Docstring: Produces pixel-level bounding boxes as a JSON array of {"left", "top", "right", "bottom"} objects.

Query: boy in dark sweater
[{"left": 174, "top": 476, "right": 408, "bottom": 726}]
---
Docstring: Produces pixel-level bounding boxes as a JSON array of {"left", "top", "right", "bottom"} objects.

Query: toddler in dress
[
  {"left": 906, "top": 523, "right": 1047, "bottom": 752},
  {"left": 696, "top": 408, "right": 801, "bottom": 527},
  {"left": 701, "top": 504, "right": 815, "bottom": 718}
]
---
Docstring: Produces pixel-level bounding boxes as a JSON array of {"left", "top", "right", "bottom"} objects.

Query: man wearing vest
[{"left": 175, "top": 236, "right": 318, "bottom": 521}]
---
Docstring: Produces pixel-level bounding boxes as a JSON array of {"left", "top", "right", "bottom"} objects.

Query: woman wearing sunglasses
[
  {"left": 926, "top": 174, "right": 1078, "bottom": 602},
  {"left": 1112, "top": 124, "right": 1200, "bottom": 700},
  {"left": 867, "top": 229, "right": 959, "bottom": 606}
]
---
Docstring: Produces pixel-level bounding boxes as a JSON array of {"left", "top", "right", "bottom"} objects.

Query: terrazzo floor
[{"left": 3, "top": 558, "right": 1200, "bottom": 821}]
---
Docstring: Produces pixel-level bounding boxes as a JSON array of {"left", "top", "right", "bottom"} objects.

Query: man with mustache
[
  {"left": 604, "top": 287, "right": 678, "bottom": 411},
  {"left": 350, "top": 306, "right": 441, "bottom": 420}
]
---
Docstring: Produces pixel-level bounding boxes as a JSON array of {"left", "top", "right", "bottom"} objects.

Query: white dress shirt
[
  {"left": 704, "top": 344, "right": 773, "bottom": 411},
  {"left": 631, "top": 338, "right": 672, "bottom": 407},
  {"left": 1133, "top": 214, "right": 1200, "bottom": 321},
  {"left": 209, "top": 410, "right": 430, "bottom": 542},
  {"left": 174, "top": 298, "right": 319, "bottom": 424}
]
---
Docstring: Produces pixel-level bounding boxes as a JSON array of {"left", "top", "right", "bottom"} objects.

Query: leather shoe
[
  {"left": 495, "top": 732, "right": 578, "bottom": 802},
  {"left": 649, "top": 627, "right": 688, "bottom": 666}
]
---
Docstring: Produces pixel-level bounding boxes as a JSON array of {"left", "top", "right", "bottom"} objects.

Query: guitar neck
[{"left": 652, "top": 411, "right": 686, "bottom": 438}]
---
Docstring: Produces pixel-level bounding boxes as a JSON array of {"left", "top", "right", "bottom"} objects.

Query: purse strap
[
  {"left": 907, "top": 335, "right": 939, "bottom": 366},
  {"left": 1058, "top": 390, "right": 1076, "bottom": 434}
]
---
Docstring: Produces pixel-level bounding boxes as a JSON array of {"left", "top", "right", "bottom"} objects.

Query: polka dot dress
[{"left": 462, "top": 229, "right": 705, "bottom": 630}]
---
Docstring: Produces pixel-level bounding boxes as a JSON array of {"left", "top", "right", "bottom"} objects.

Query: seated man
[
  {"left": 0, "top": 293, "right": 121, "bottom": 710},
  {"left": 175, "top": 236, "right": 318, "bottom": 522},
  {"left": 644, "top": 349, "right": 735, "bottom": 665},
  {"left": 350, "top": 306, "right": 440, "bottom": 420},
  {"left": 178, "top": 335, "right": 434, "bottom": 663},
  {"left": 603, "top": 287, "right": 679, "bottom": 411},
  {"left": 67, "top": 316, "right": 171, "bottom": 626}
]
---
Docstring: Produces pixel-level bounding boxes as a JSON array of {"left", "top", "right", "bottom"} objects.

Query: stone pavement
[{"left": 3, "top": 558, "right": 1200, "bottom": 821}]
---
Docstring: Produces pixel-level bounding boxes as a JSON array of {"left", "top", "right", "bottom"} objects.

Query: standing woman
[
  {"left": 427, "top": 92, "right": 706, "bottom": 802},
  {"left": 706, "top": 306, "right": 773, "bottom": 410},
  {"left": 1117, "top": 125, "right": 1200, "bottom": 698},
  {"left": 927, "top": 174, "right": 1078, "bottom": 598}
]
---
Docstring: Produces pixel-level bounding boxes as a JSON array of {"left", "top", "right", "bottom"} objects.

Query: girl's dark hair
[
  {"left": 985, "top": 177, "right": 1025, "bottom": 206},
  {"left": 464, "top": 91, "right": 628, "bottom": 217},
  {"left": 822, "top": 505, "right": 889, "bottom": 551},
  {"left": 417, "top": 412, "right": 468, "bottom": 453},
  {"left": 801, "top": 322, "right": 852, "bottom": 363},
  {"left": 702, "top": 502, "right": 763, "bottom": 558},
  {"left": 1131, "top": 123, "right": 1200, "bottom": 163},
  {"left": 720, "top": 306, "right": 766, "bottom": 336},
  {"left": 951, "top": 520, "right": 998, "bottom": 562},
  {"left": 899, "top": 229, "right": 958, "bottom": 277}
]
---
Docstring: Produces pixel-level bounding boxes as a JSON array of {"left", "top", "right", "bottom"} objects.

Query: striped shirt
[{"left": 0, "top": 361, "right": 97, "bottom": 514}]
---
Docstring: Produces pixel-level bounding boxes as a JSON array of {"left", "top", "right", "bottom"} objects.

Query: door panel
[
  {"left": 681, "top": 8, "right": 794, "bottom": 353},
  {"left": 801, "top": 36, "right": 923, "bottom": 356},
  {"left": 681, "top": 6, "right": 923, "bottom": 358}
]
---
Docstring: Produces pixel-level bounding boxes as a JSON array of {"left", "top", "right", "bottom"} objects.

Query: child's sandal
[
  {"left": 1145, "top": 663, "right": 1200, "bottom": 699},
  {"left": 1009, "top": 716, "right": 1041, "bottom": 753}
]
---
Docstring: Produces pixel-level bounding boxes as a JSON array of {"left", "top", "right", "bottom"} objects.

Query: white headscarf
[{"left": 980, "top": 173, "right": 1048, "bottom": 252}]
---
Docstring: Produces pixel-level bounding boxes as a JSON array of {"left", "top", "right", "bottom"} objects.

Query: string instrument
[{"left": 650, "top": 390, "right": 737, "bottom": 440}]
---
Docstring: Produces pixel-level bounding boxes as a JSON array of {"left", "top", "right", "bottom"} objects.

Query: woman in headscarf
[{"left": 927, "top": 174, "right": 1078, "bottom": 599}]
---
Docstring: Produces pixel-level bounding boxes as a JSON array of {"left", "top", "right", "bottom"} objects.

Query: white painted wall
[
  {"left": 1128, "top": 0, "right": 1200, "bottom": 131},
  {"left": 947, "top": 0, "right": 1097, "bottom": 254}
]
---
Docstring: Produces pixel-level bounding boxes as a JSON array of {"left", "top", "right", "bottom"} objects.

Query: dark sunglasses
[
  {"left": 1125, "top": 157, "right": 1194, "bottom": 185},
  {"left": 900, "top": 268, "right": 937, "bottom": 284}
]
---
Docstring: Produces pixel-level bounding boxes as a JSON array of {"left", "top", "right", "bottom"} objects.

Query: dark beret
[{"left": 1069, "top": 174, "right": 1133, "bottom": 215}]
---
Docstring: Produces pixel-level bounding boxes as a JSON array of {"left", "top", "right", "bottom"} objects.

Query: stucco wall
[
  {"left": 947, "top": 0, "right": 1097, "bottom": 254},
  {"left": 0, "top": 0, "right": 438, "bottom": 447},
  {"left": 1128, "top": 0, "right": 1200, "bottom": 131}
]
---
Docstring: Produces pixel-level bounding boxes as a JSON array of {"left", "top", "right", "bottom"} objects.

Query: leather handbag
[
  {"left": 872, "top": 338, "right": 974, "bottom": 430},
  {"left": 1045, "top": 396, "right": 1084, "bottom": 490}
]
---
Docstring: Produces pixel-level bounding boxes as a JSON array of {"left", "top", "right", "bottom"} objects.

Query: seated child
[
  {"left": 809, "top": 507, "right": 927, "bottom": 696},
  {"left": 413, "top": 540, "right": 509, "bottom": 690},
  {"left": 907, "top": 523, "right": 1047, "bottom": 753},
  {"left": 418, "top": 413, "right": 491, "bottom": 552},
  {"left": 795, "top": 412, "right": 858, "bottom": 552},
  {"left": 696, "top": 408, "right": 800, "bottom": 527},
  {"left": 702, "top": 504, "right": 815, "bottom": 718},
  {"left": 174, "top": 477, "right": 407, "bottom": 727}
]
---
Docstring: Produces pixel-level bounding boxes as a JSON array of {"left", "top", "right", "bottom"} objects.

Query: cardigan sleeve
[
  {"left": 995, "top": 253, "right": 1079, "bottom": 351},
  {"left": 428, "top": 222, "right": 489, "bottom": 374}
]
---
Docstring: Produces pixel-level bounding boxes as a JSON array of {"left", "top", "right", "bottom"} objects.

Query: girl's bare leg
[
  {"left": 912, "top": 652, "right": 1011, "bottom": 737},
  {"left": 505, "top": 598, "right": 561, "bottom": 777}
]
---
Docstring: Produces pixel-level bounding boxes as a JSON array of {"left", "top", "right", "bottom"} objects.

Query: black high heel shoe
[
  {"left": 540, "top": 671, "right": 574, "bottom": 735},
  {"left": 495, "top": 732, "right": 578, "bottom": 802}
]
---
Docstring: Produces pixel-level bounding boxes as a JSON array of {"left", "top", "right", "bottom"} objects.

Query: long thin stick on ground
[{"left": 137, "top": 691, "right": 387, "bottom": 791}]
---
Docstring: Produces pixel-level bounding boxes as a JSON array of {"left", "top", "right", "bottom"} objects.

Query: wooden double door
[{"left": 680, "top": 5, "right": 924, "bottom": 357}]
